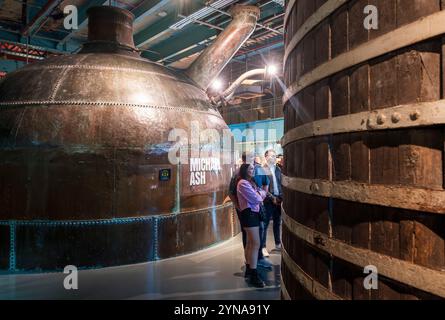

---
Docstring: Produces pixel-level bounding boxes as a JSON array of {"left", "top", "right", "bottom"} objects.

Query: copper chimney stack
[{"left": 80, "top": 6, "right": 139, "bottom": 56}]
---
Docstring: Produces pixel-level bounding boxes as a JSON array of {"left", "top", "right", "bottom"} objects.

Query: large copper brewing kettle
[{"left": 0, "top": 5, "right": 260, "bottom": 271}]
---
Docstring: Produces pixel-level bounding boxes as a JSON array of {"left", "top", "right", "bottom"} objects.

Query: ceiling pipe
[
  {"left": 209, "top": 66, "right": 280, "bottom": 106},
  {"left": 178, "top": 14, "right": 225, "bottom": 31},
  {"left": 220, "top": 68, "right": 266, "bottom": 101},
  {"left": 185, "top": 5, "right": 260, "bottom": 91}
]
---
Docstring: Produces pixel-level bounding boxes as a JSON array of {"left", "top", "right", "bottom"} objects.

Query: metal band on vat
[
  {"left": 282, "top": 245, "right": 342, "bottom": 300},
  {"left": 280, "top": 274, "right": 291, "bottom": 300},
  {"left": 284, "top": 0, "right": 349, "bottom": 64},
  {"left": 281, "top": 100, "right": 445, "bottom": 146},
  {"left": 281, "top": 175, "right": 445, "bottom": 214},
  {"left": 282, "top": 208, "right": 445, "bottom": 298},
  {"left": 283, "top": 10, "right": 445, "bottom": 105}
]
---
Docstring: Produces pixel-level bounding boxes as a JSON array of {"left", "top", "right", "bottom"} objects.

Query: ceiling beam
[
  {"left": 161, "top": 36, "right": 216, "bottom": 65},
  {"left": 22, "top": 0, "right": 65, "bottom": 37},
  {"left": 0, "top": 29, "right": 70, "bottom": 53},
  {"left": 134, "top": 0, "right": 208, "bottom": 48},
  {"left": 178, "top": 15, "right": 224, "bottom": 31},
  {"left": 132, "top": 0, "right": 170, "bottom": 25},
  {"left": 141, "top": 25, "right": 219, "bottom": 61},
  {"left": 206, "top": 3, "right": 282, "bottom": 35},
  {"left": 134, "top": 13, "right": 179, "bottom": 49}
]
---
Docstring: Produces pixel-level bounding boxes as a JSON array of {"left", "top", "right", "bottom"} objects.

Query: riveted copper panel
[
  {"left": 14, "top": 220, "right": 156, "bottom": 271},
  {"left": 0, "top": 205, "right": 235, "bottom": 272},
  {"left": 157, "top": 205, "right": 234, "bottom": 259}
]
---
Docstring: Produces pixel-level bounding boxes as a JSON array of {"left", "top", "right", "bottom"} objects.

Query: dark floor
[{"left": 0, "top": 226, "right": 281, "bottom": 300}]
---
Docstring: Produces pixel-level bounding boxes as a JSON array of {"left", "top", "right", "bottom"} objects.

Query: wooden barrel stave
[{"left": 283, "top": 0, "right": 445, "bottom": 300}]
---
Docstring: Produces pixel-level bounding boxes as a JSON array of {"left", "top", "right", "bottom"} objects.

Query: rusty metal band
[
  {"left": 282, "top": 175, "right": 445, "bottom": 214},
  {"left": 284, "top": 0, "right": 296, "bottom": 28},
  {"left": 280, "top": 274, "right": 291, "bottom": 300},
  {"left": 282, "top": 244, "right": 342, "bottom": 300},
  {"left": 284, "top": 0, "right": 349, "bottom": 65},
  {"left": 282, "top": 209, "right": 445, "bottom": 298},
  {"left": 283, "top": 10, "right": 445, "bottom": 105},
  {"left": 281, "top": 100, "right": 445, "bottom": 146}
]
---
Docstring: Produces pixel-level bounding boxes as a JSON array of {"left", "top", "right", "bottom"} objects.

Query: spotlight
[
  {"left": 211, "top": 78, "right": 224, "bottom": 91},
  {"left": 266, "top": 64, "right": 279, "bottom": 76}
]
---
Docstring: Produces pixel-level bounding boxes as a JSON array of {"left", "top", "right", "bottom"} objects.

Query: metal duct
[{"left": 185, "top": 5, "right": 260, "bottom": 91}]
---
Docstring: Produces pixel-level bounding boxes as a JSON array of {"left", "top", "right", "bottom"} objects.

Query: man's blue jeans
[{"left": 263, "top": 202, "right": 281, "bottom": 246}]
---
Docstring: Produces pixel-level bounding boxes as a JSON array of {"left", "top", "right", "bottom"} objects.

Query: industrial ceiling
[{"left": 0, "top": 0, "right": 284, "bottom": 73}]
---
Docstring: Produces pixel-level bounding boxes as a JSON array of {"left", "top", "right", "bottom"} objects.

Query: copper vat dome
[{"left": 0, "top": 5, "right": 259, "bottom": 271}]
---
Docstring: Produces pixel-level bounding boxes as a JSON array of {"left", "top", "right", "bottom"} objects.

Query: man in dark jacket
[{"left": 262, "top": 149, "right": 282, "bottom": 253}]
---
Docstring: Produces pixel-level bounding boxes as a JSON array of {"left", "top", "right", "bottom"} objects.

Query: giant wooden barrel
[{"left": 281, "top": 0, "right": 445, "bottom": 300}]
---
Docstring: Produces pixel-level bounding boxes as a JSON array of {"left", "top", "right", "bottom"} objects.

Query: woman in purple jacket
[{"left": 236, "top": 163, "right": 267, "bottom": 287}]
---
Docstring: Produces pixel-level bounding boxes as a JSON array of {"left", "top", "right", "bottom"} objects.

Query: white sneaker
[
  {"left": 275, "top": 243, "right": 282, "bottom": 250},
  {"left": 262, "top": 247, "right": 270, "bottom": 257}
]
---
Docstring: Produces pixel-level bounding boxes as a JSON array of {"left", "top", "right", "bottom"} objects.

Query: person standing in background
[
  {"left": 262, "top": 149, "right": 283, "bottom": 254},
  {"left": 253, "top": 154, "right": 271, "bottom": 259},
  {"left": 276, "top": 154, "right": 283, "bottom": 170},
  {"left": 228, "top": 153, "right": 248, "bottom": 248},
  {"left": 228, "top": 152, "right": 273, "bottom": 269},
  {"left": 236, "top": 163, "right": 268, "bottom": 287}
]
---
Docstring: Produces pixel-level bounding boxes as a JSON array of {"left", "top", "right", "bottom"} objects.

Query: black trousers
[
  {"left": 236, "top": 209, "right": 264, "bottom": 260},
  {"left": 263, "top": 202, "right": 281, "bottom": 246}
]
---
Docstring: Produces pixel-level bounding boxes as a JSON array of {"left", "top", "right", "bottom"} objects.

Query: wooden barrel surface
[{"left": 282, "top": 0, "right": 445, "bottom": 300}]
